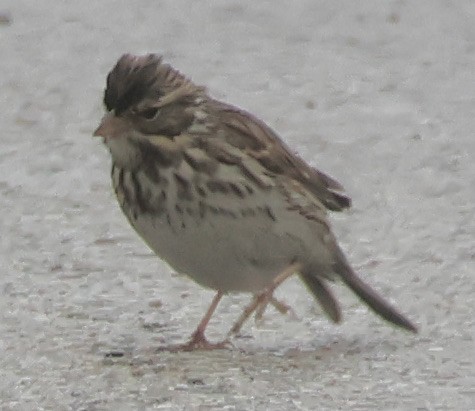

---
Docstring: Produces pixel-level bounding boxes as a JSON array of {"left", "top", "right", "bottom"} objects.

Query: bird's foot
[{"left": 157, "top": 330, "right": 233, "bottom": 352}]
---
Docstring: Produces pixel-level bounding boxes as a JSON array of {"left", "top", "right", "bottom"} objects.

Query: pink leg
[
  {"left": 159, "top": 291, "right": 231, "bottom": 351},
  {"left": 228, "top": 262, "right": 301, "bottom": 336},
  {"left": 254, "top": 295, "right": 294, "bottom": 321}
]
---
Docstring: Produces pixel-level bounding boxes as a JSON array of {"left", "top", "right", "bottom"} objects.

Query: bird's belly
[
  {"left": 127, "top": 207, "right": 303, "bottom": 293},
  {"left": 112, "top": 165, "right": 332, "bottom": 292}
]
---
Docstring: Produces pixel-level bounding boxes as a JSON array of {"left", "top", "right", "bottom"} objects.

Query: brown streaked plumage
[{"left": 94, "top": 53, "right": 417, "bottom": 350}]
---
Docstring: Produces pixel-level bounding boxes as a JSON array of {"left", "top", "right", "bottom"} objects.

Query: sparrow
[{"left": 93, "top": 54, "right": 417, "bottom": 350}]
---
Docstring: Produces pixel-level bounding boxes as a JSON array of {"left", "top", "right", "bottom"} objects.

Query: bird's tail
[
  {"left": 333, "top": 248, "right": 418, "bottom": 333},
  {"left": 300, "top": 273, "right": 342, "bottom": 323},
  {"left": 301, "top": 246, "right": 417, "bottom": 333}
]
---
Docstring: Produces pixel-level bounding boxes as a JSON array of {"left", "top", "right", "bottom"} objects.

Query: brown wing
[{"left": 213, "top": 101, "right": 351, "bottom": 212}]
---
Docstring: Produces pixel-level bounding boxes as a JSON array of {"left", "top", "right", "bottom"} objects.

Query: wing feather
[{"left": 213, "top": 102, "right": 351, "bottom": 212}]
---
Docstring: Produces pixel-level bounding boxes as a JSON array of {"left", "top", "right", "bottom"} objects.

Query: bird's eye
[{"left": 136, "top": 107, "right": 159, "bottom": 120}]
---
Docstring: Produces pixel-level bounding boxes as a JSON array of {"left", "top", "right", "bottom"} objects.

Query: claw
[{"left": 157, "top": 330, "right": 233, "bottom": 352}]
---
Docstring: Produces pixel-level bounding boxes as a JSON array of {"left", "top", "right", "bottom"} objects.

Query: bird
[{"left": 93, "top": 53, "right": 417, "bottom": 350}]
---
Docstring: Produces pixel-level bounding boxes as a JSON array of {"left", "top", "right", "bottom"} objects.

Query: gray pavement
[{"left": 0, "top": 1, "right": 474, "bottom": 410}]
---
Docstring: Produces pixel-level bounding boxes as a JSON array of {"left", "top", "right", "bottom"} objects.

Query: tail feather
[
  {"left": 334, "top": 255, "right": 418, "bottom": 333},
  {"left": 300, "top": 273, "right": 342, "bottom": 323}
]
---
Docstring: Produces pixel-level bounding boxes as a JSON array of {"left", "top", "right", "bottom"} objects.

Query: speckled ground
[{"left": 0, "top": 1, "right": 474, "bottom": 410}]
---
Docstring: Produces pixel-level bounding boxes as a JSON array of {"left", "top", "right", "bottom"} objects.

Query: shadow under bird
[{"left": 93, "top": 53, "right": 417, "bottom": 350}]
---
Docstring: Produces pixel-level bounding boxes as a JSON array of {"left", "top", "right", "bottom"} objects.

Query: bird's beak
[{"left": 93, "top": 112, "right": 128, "bottom": 139}]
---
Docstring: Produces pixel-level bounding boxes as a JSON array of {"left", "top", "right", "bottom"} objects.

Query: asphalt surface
[{"left": 0, "top": 1, "right": 474, "bottom": 410}]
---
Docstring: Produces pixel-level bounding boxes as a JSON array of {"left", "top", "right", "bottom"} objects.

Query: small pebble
[
  {"left": 305, "top": 100, "right": 315, "bottom": 110},
  {"left": 0, "top": 12, "right": 12, "bottom": 25},
  {"left": 105, "top": 351, "right": 124, "bottom": 358}
]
